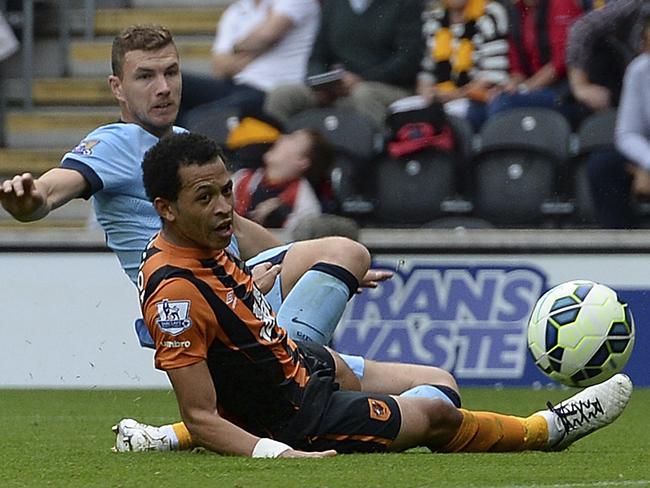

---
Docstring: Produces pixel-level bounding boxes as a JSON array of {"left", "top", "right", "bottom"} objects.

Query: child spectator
[{"left": 233, "top": 129, "right": 334, "bottom": 229}]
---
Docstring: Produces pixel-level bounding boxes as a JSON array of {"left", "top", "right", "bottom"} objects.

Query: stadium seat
[
  {"left": 373, "top": 148, "right": 458, "bottom": 225},
  {"left": 472, "top": 107, "right": 572, "bottom": 226},
  {"left": 572, "top": 109, "right": 618, "bottom": 226},
  {"left": 372, "top": 114, "right": 475, "bottom": 226},
  {"left": 286, "top": 107, "right": 383, "bottom": 214},
  {"left": 182, "top": 106, "right": 241, "bottom": 146}
]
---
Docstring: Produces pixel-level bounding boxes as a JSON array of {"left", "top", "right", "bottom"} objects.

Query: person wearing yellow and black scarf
[{"left": 417, "top": 0, "right": 509, "bottom": 130}]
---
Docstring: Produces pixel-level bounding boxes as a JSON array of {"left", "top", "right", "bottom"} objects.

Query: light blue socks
[{"left": 277, "top": 262, "right": 358, "bottom": 344}]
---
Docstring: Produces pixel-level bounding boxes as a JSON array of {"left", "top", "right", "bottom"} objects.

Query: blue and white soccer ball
[{"left": 527, "top": 280, "right": 635, "bottom": 388}]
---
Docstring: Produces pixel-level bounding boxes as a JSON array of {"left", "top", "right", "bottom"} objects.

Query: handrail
[
  {"left": 0, "top": 0, "right": 7, "bottom": 146},
  {"left": 21, "top": 0, "right": 34, "bottom": 109},
  {"left": 0, "top": 0, "right": 96, "bottom": 144},
  {"left": 18, "top": 0, "right": 85, "bottom": 108},
  {"left": 84, "top": 0, "right": 95, "bottom": 40}
]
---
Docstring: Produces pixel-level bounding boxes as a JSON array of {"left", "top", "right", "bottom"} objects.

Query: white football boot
[
  {"left": 112, "top": 418, "right": 174, "bottom": 452},
  {"left": 539, "top": 373, "right": 633, "bottom": 451}
]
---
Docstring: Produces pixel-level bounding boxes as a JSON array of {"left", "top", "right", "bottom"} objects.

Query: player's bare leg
[{"left": 359, "top": 360, "right": 459, "bottom": 396}]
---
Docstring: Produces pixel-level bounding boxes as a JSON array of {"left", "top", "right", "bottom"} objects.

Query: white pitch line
[{"left": 495, "top": 481, "right": 650, "bottom": 488}]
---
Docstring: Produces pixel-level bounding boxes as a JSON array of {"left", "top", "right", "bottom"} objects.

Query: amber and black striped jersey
[{"left": 138, "top": 233, "right": 330, "bottom": 434}]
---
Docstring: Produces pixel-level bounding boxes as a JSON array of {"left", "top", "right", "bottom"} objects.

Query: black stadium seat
[
  {"left": 373, "top": 113, "right": 475, "bottom": 225},
  {"left": 182, "top": 106, "right": 241, "bottom": 146},
  {"left": 373, "top": 148, "right": 457, "bottom": 224},
  {"left": 472, "top": 108, "right": 572, "bottom": 226}
]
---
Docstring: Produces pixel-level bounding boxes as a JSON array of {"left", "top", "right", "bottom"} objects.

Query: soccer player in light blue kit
[
  {"left": 0, "top": 24, "right": 392, "bottom": 450},
  {"left": 1, "top": 24, "right": 389, "bottom": 346}
]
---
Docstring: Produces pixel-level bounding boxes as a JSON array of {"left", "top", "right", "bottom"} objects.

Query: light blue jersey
[{"left": 61, "top": 123, "right": 241, "bottom": 284}]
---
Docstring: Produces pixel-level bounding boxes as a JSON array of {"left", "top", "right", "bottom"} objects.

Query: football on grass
[{"left": 527, "top": 280, "right": 635, "bottom": 387}]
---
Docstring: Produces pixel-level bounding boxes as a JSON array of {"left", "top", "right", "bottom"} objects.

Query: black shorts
[{"left": 276, "top": 342, "right": 402, "bottom": 453}]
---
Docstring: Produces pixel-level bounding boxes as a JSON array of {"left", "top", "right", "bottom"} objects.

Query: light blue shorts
[
  {"left": 338, "top": 353, "right": 365, "bottom": 380},
  {"left": 245, "top": 243, "right": 293, "bottom": 311}
]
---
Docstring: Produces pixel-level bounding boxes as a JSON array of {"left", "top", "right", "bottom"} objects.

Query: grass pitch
[{"left": 2, "top": 387, "right": 649, "bottom": 488}]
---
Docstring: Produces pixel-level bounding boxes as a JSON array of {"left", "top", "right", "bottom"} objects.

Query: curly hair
[{"left": 142, "top": 132, "right": 227, "bottom": 203}]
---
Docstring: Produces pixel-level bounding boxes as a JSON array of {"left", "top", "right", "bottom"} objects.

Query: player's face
[
  {"left": 110, "top": 44, "right": 181, "bottom": 137},
  {"left": 170, "top": 158, "right": 234, "bottom": 251}
]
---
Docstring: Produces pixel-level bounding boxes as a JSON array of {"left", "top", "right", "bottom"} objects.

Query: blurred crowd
[{"left": 6, "top": 0, "right": 650, "bottom": 231}]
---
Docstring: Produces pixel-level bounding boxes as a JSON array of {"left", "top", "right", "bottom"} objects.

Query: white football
[{"left": 527, "top": 280, "right": 635, "bottom": 387}]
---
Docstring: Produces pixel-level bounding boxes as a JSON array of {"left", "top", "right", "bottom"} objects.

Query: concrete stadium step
[
  {"left": 32, "top": 79, "right": 114, "bottom": 106},
  {"left": 94, "top": 8, "right": 224, "bottom": 36},
  {"left": 0, "top": 148, "right": 66, "bottom": 176},
  {"left": 70, "top": 38, "right": 213, "bottom": 77},
  {"left": 5, "top": 109, "right": 119, "bottom": 148}
]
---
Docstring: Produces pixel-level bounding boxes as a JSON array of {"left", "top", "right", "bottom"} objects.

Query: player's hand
[
  {"left": 279, "top": 449, "right": 337, "bottom": 458},
  {"left": 0, "top": 173, "right": 46, "bottom": 219},
  {"left": 358, "top": 269, "right": 394, "bottom": 291},
  {"left": 251, "top": 262, "right": 282, "bottom": 294}
]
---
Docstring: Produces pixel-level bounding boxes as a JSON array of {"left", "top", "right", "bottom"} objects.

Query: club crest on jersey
[
  {"left": 155, "top": 299, "right": 192, "bottom": 336},
  {"left": 71, "top": 139, "right": 100, "bottom": 156}
]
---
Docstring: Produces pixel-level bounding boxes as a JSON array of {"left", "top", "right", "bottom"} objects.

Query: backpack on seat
[
  {"left": 374, "top": 96, "right": 460, "bottom": 225},
  {"left": 386, "top": 96, "right": 455, "bottom": 158}
]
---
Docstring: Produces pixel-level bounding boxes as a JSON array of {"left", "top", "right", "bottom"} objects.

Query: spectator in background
[
  {"left": 565, "top": 0, "right": 648, "bottom": 228},
  {"left": 233, "top": 128, "right": 334, "bottom": 230},
  {"left": 264, "top": 0, "right": 424, "bottom": 127},
  {"left": 567, "top": 0, "right": 641, "bottom": 115},
  {"left": 177, "top": 0, "right": 320, "bottom": 126},
  {"left": 417, "top": 0, "right": 510, "bottom": 131},
  {"left": 480, "top": 0, "right": 583, "bottom": 128},
  {"left": 612, "top": 16, "right": 650, "bottom": 225}
]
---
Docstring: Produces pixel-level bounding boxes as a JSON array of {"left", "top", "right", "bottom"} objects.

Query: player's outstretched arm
[
  {"left": 167, "top": 360, "right": 336, "bottom": 458},
  {"left": 0, "top": 168, "right": 88, "bottom": 222},
  {"left": 232, "top": 212, "right": 283, "bottom": 260},
  {"left": 279, "top": 448, "right": 336, "bottom": 458}
]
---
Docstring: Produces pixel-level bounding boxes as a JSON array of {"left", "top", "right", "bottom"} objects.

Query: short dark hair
[
  {"left": 302, "top": 129, "right": 335, "bottom": 186},
  {"left": 142, "top": 132, "right": 227, "bottom": 203},
  {"left": 111, "top": 24, "right": 175, "bottom": 78}
]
